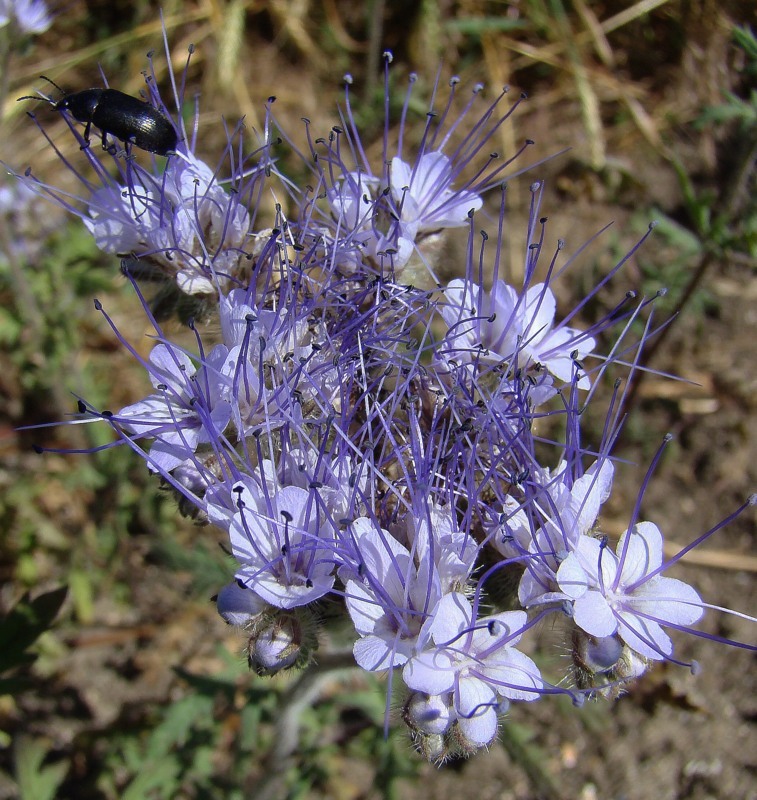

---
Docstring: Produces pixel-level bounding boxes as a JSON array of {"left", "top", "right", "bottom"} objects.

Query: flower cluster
[
  {"left": 13, "top": 46, "right": 755, "bottom": 762},
  {"left": 0, "top": 0, "right": 51, "bottom": 35}
]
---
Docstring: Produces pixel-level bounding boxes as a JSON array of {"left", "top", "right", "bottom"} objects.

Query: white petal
[
  {"left": 456, "top": 677, "right": 498, "bottom": 746},
  {"left": 354, "top": 635, "right": 405, "bottom": 671},
  {"left": 616, "top": 612, "right": 672, "bottom": 661},
  {"left": 345, "top": 580, "right": 385, "bottom": 635},
  {"left": 573, "top": 590, "right": 617, "bottom": 637},
  {"left": 427, "top": 593, "right": 471, "bottom": 645},
  {"left": 556, "top": 553, "right": 590, "bottom": 600},
  {"left": 403, "top": 651, "right": 456, "bottom": 694},
  {"left": 482, "top": 649, "right": 542, "bottom": 700},
  {"left": 629, "top": 576, "right": 704, "bottom": 626}
]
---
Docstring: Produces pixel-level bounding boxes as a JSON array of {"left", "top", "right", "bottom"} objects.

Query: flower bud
[
  {"left": 216, "top": 581, "right": 267, "bottom": 627},
  {"left": 246, "top": 609, "right": 316, "bottom": 676},
  {"left": 403, "top": 692, "right": 454, "bottom": 737},
  {"left": 571, "top": 630, "right": 648, "bottom": 699}
]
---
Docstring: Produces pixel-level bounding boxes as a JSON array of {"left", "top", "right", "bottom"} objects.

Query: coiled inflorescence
[{"left": 14, "top": 46, "right": 755, "bottom": 763}]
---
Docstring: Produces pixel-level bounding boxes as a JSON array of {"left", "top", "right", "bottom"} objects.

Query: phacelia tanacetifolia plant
[{"left": 9, "top": 41, "right": 756, "bottom": 764}]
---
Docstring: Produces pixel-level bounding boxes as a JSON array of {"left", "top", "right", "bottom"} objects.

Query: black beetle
[{"left": 19, "top": 76, "right": 178, "bottom": 156}]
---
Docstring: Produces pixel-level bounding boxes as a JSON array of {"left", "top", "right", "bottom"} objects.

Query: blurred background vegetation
[{"left": 0, "top": 1, "right": 754, "bottom": 798}]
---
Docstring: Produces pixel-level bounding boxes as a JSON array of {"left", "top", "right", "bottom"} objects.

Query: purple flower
[
  {"left": 218, "top": 289, "right": 321, "bottom": 379},
  {"left": 326, "top": 151, "right": 483, "bottom": 272},
  {"left": 14, "top": 56, "right": 268, "bottom": 309},
  {"left": 405, "top": 502, "right": 478, "bottom": 593},
  {"left": 440, "top": 278, "right": 596, "bottom": 389},
  {"left": 503, "top": 457, "right": 615, "bottom": 606},
  {"left": 84, "top": 152, "right": 253, "bottom": 296},
  {"left": 112, "top": 277, "right": 336, "bottom": 482},
  {"left": 327, "top": 170, "right": 416, "bottom": 268},
  {"left": 390, "top": 152, "right": 483, "bottom": 233},
  {"left": 279, "top": 447, "right": 368, "bottom": 522},
  {"left": 403, "top": 593, "right": 541, "bottom": 747},
  {"left": 343, "top": 517, "right": 444, "bottom": 671},
  {"left": 230, "top": 480, "right": 337, "bottom": 609},
  {"left": 0, "top": 179, "right": 52, "bottom": 262},
  {"left": 301, "top": 64, "right": 530, "bottom": 280},
  {"left": 556, "top": 521, "right": 705, "bottom": 661},
  {"left": 116, "top": 343, "right": 232, "bottom": 474},
  {"left": 0, "top": 0, "right": 51, "bottom": 33}
]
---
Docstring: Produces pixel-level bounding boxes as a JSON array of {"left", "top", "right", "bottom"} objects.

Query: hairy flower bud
[
  {"left": 571, "top": 629, "right": 648, "bottom": 699},
  {"left": 246, "top": 609, "right": 317, "bottom": 676},
  {"left": 403, "top": 692, "right": 454, "bottom": 737}
]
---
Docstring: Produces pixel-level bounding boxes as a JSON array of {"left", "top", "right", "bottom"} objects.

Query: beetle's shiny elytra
[{"left": 20, "top": 77, "right": 178, "bottom": 156}]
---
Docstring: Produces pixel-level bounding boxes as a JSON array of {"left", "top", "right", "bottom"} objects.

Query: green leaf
[
  {"left": 0, "top": 587, "right": 68, "bottom": 675},
  {"left": 145, "top": 693, "right": 215, "bottom": 759},
  {"left": 732, "top": 25, "right": 757, "bottom": 61},
  {"left": 69, "top": 569, "right": 95, "bottom": 625},
  {"left": 14, "top": 737, "right": 69, "bottom": 800},
  {"left": 120, "top": 755, "right": 180, "bottom": 800},
  {"left": 445, "top": 16, "right": 527, "bottom": 35}
]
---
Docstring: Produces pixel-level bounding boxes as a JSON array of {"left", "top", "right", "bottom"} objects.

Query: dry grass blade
[
  {"left": 8, "top": 9, "right": 210, "bottom": 115},
  {"left": 663, "top": 543, "right": 757, "bottom": 572}
]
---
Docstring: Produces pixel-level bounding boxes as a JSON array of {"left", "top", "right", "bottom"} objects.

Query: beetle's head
[{"left": 54, "top": 89, "right": 101, "bottom": 118}]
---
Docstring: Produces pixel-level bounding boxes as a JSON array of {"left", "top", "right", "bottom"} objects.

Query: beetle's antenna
[
  {"left": 18, "top": 75, "right": 65, "bottom": 104},
  {"left": 39, "top": 75, "right": 66, "bottom": 95}
]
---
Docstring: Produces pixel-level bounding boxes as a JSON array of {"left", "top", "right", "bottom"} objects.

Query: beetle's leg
[{"left": 80, "top": 120, "right": 92, "bottom": 150}]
